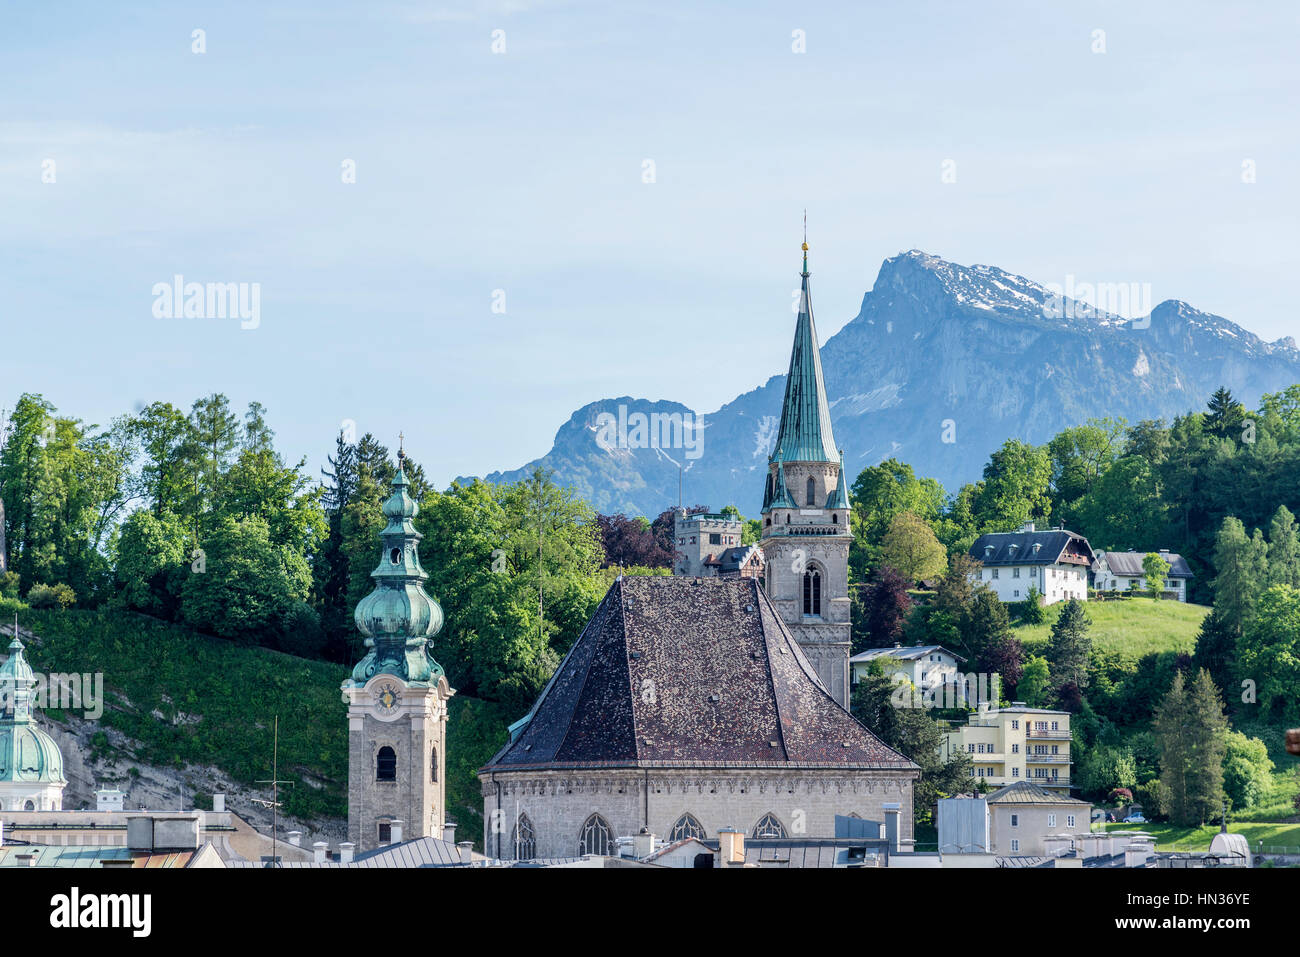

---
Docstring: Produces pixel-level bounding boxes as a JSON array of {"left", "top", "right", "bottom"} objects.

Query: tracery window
[
  {"left": 670, "top": 813, "right": 706, "bottom": 842},
  {"left": 752, "top": 812, "right": 787, "bottom": 838},
  {"left": 578, "top": 813, "right": 614, "bottom": 856},
  {"left": 803, "top": 566, "right": 822, "bottom": 615},
  {"left": 512, "top": 813, "right": 537, "bottom": 860}
]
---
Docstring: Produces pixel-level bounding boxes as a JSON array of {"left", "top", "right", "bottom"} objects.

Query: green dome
[
  {"left": 355, "top": 582, "right": 444, "bottom": 640},
  {"left": 0, "top": 724, "right": 65, "bottom": 784}
]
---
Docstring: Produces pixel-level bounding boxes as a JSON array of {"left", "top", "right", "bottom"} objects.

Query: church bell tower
[
  {"left": 342, "top": 443, "right": 453, "bottom": 852},
  {"left": 759, "top": 236, "right": 852, "bottom": 707}
]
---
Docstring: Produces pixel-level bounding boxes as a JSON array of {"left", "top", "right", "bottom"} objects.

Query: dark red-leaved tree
[
  {"left": 853, "top": 565, "right": 914, "bottom": 654},
  {"left": 597, "top": 512, "right": 677, "bottom": 568}
]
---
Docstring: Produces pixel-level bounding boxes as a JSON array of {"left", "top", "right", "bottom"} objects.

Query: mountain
[{"left": 469, "top": 250, "right": 1300, "bottom": 518}]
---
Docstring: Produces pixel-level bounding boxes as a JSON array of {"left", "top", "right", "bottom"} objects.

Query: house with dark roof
[
  {"left": 1092, "top": 549, "right": 1194, "bottom": 601},
  {"left": 969, "top": 522, "right": 1094, "bottom": 605},
  {"left": 478, "top": 576, "right": 919, "bottom": 861}
]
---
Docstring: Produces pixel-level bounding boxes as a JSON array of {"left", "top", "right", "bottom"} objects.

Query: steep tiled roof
[
  {"left": 969, "top": 529, "right": 1094, "bottom": 567},
  {"left": 482, "top": 577, "right": 915, "bottom": 771}
]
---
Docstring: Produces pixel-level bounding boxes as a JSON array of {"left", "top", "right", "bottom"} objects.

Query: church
[{"left": 472, "top": 241, "right": 919, "bottom": 859}]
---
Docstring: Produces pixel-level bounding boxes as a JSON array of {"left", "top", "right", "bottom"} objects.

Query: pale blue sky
[{"left": 2, "top": 0, "right": 1297, "bottom": 485}]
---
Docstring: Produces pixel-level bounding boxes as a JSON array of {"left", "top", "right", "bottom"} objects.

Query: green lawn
[
  {"left": 1013, "top": 594, "right": 1209, "bottom": 658},
  {"left": 1102, "top": 820, "right": 1300, "bottom": 852}
]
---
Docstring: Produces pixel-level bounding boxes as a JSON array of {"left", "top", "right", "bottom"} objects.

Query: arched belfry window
[
  {"left": 579, "top": 814, "right": 614, "bottom": 856},
  {"left": 753, "top": 812, "right": 787, "bottom": 838},
  {"left": 806, "top": 476, "right": 816, "bottom": 506},
  {"left": 803, "top": 566, "right": 822, "bottom": 616},
  {"left": 670, "top": 813, "right": 706, "bottom": 842},
  {"left": 376, "top": 746, "right": 397, "bottom": 781},
  {"left": 512, "top": 813, "right": 537, "bottom": 861}
]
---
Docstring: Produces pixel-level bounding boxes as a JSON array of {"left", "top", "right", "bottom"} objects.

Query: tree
[
  {"left": 879, "top": 511, "right": 947, "bottom": 583},
  {"left": 1016, "top": 655, "right": 1051, "bottom": 707},
  {"left": 1191, "top": 608, "right": 1237, "bottom": 698},
  {"left": 113, "top": 510, "right": 188, "bottom": 616},
  {"left": 596, "top": 513, "right": 674, "bottom": 568},
  {"left": 1222, "top": 731, "right": 1274, "bottom": 811},
  {"left": 1205, "top": 387, "right": 1246, "bottom": 441},
  {"left": 1212, "top": 516, "right": 1267, "bottom": 634},
  {"left": 1154, "top": 669, "right": 1227, "bottom": 826},
  {"left": 1142, "top": 552, "right": 1171, "bottom": 598},
  {"left": 1045, "top": 599, "right": 1091, "bottom": 697},
  {"left": 1237, "top": 584, "right": 1300, "bottom": 718},
  {"left": 1047, "top": 419, "right": 1126, "bottom": 520},
  {"left": 853, "top": 565, "right": 913, "bottom": 654},
  {"left": 972, "top": 439, "right": 1052, "bottom": 531},
  {"left": 1076, "top": 745, "right": 1137, "bottom": 800},
  {"left": 849, "top": 459, "right": 946, "bottom": 578},
  {"left": 1267, "top": 505, "right": 1300, "bottom": 589}
]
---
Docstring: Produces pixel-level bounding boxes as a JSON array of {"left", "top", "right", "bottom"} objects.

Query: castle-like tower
[
  {"left": 342, "top": 446, "right": 454, "bottom": 852},
  {"left": 759, "top": 239, "right": 852, "bottom": 707}
]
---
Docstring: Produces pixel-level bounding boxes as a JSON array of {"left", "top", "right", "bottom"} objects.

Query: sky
[{"left": 2, "top": 0, "right": 1297, "bottom": 486}]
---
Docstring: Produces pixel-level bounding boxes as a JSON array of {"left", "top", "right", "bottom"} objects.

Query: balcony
[
  {"left": 1025, "top": 753, "right": 1071, "bottom": 764},
  {"left": 1029, "top": 777, "right": 1071, "bottom": 787},
  {"left": 1025, "top": 728, "right": 1071, "bottom": 739}
]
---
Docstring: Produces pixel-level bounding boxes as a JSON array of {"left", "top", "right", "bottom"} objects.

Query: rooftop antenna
[{"left": 253, "top": 715, "right": 294, "bottom": 868}]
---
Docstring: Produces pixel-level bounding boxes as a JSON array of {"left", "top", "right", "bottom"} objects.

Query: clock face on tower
[{"left": 372, "top": 681, "right": 402, "bottom": 719}]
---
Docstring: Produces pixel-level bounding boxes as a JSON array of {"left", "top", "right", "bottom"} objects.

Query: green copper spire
[
  {"left": 765, "top": 446, "right": 798, "bottom": 512},
  {"left": 772, "top": 236, "right": 839, "bottom": 464},
  {"left": 348, "top": 446, "right": 445, "bottom": 686},
  {"left": 825, "top": 450, "right": 850, "bottom": 509}
]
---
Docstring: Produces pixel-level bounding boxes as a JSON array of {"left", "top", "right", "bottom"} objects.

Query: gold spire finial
[
  {"left": 802, "top": 209, "right": 808, "bottom": 251},
  {"left": 398, "top": 431, "right": 405, "bottom": 461}
]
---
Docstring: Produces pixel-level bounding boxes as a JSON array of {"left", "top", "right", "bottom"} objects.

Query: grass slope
[
  {"left": 3, "top": 600, "right": 511, "bottom": 837},
  {"left": 1012, "top": 594, "right": 1209, "bottom": 658}
]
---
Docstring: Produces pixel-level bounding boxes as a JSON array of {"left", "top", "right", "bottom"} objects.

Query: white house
[
  {"left": 1092, "top": 550, "right": 1193, "bottom": 601},
  {"left": 849, "top": 644, "right": 966, "bottom": 692},
  {"left": 968, "top": 522, "right": 1094, "bottom": 605}
]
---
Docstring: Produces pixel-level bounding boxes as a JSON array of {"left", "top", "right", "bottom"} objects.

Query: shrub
[
  {"left": 0, "top": 571, "right": 20, "bottom": 599},
  {"left": 1107, "top": 787, "right": 1134, "bottom": 806},
  {"left": 27, "top": 582, "right": 77, "bottom": 609}
]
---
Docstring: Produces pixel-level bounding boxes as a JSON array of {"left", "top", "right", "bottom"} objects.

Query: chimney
[
  {"left": 287, "top": 830, "right": 302, "bottom": 848},
  {"left": 718, "top": 827, "right": 745, "bottom": 866},
  {"left": 312, "top": 842, "right": 328, "bottom": 864},
  {"left": 339, "top": 842, "right": 355, "bottom": 864},
  {"left": 212, "top": 793, "right": 225, "bottom": 813},
  {"left": 442, "top": 821, "right": 457, "bottom": 844},
  {"left": 634, "top": 827, "right": 656, "bottom": 859},
  {"left": 457, "top": 841, "right": 474, "bottom": 864},
  {"left": 1124, "top": 841, "right": 1153, "bottom": 868},
  {"left": 390, "top": 820, "right": 403, "bottom": 844},
  {"left": 883, "top": 803, "right": 901, "bottom": 853}
]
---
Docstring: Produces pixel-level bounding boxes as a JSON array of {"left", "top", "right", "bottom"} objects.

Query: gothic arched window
[
  {"left": 578, "top": 814, "right": 614, "bottom": 856},
  {"left": 803, "top": 566, "right": 822, "bottom": 616},
  {"left": 24, "top": 800, "right": 36, "bottom": 811},
  {"left": 670, "top": 813, "right": 706, "bottom": 842},
  {"left": 753, "top": 812, "right": 787, "bottom": 838},
  {"left": 512, "top": 813, "right": 537, "bottom": 861},
  {"left": 376, "top": 746, "right": 397, "bottom": 781},
  {"left": 806, "top": 476, "right": 816, "bottom": 506}
]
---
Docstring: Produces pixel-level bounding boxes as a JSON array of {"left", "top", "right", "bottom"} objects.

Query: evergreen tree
[
  {"left": 1205, "top": 387, "right": 1246, "bottom": 440},
  {"left": 1155, "top": 669, "right": 1228, "bottom": 826},
  {"left": 1267, "top": 505, "right": 1300, "bottom": 589},
  {"left": 1191, "top": 607, "right": 1237, "bottom": 698},
  {"left": 1045, "top": 598, "right": 1091, "bottom": 698},
  {"left": 1212, "top": 516, "right": 1267, "bottom": 634}
]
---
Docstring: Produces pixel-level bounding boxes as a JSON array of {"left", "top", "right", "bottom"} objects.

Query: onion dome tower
[
  {"left": 0, "top": 631, "right": 67, "bottom": 811},
  {"left": 342, "top": 441, "right": 454, "bottom": 852}
]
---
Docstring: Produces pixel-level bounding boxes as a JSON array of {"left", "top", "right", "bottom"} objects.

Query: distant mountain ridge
[{"left": 466, "top": 251, "right": 1300, "bottom": 517}]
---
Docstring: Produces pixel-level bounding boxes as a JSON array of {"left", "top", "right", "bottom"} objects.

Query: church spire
[{"left": 772, "top": 232, "right": 839, "bottom": 464}]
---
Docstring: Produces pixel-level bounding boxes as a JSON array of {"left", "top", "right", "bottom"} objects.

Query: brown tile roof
[{"left": 482, "top": 577, "right": 916, "bottom": 771}]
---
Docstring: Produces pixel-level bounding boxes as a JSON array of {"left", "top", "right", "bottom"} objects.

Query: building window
[
  {"left": 1011, "top": 839, "right": 1020, "bottom": 852},
  {"left": 1013, "top": 567, "right": 1021, "bottom": 578},
  {"left": 578, "top": 814, "right": 615, "bottom": 856},
  {"left": 802, "top": 567, "right": 822, "bottom": 616},
  {"left": 431, "top": 746, "right": 438, "bottom": 783},
  {"left": 1011, "top": 744, "right": 1019, "bottom": 753},
  {"left": 24, "top": 800, "right": 35, "bottom": 811},
  {"left": 709, "top": 533, "right": 721, "bottom": 545},
  {"left": 1067, "top": 815, "right": 1076, "bottom": 828},
  {"left": 991, "top": 568, "right": 999, "bottom": 579},
  {"left": 376, "top": 746, "right": 397, "bottom": 781},
  {"left": 378, "top": 822, "right": 392, "bottom": 844},
  {"left": 512, "top": 813, "right": 536, "bottom": 861},
  {"left": 1012, "top": 768, "right": 1019, "bottom": 777},
  {"left": 670, "top": 813, "right": 707, "bottom": 842},
  {"left": 1048, "top": 814, "right": 1056, "bottom": 828},
  {"left": 806, "top": 476, "right": 816, "bottom": 506},
  {"left": 1011, "top": 720, "right": 1019, "bottom": 730},
  {"left": 753, "top": 812, "right": 787, "bottom": 838},
  {"left": 1010, "top": 814, "right": 1019, "bottom": 827}
]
